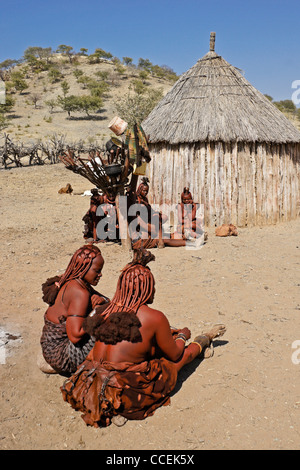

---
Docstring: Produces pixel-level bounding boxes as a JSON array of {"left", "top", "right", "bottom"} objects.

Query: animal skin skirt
[
  {"left": 61, "top": 357, "right": 178, "bottom": 427},
  {"left": 40, "top": 315, "right": 95, "bottom": 376}
]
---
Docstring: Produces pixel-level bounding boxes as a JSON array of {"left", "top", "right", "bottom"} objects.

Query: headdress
[
  {"left": 42, "top": 245, "right": 102, "bottom": 305},
  {"left": 136, "top": 177, "right": 150, "bottom": 197},
  {"left": 181, "top": 187, "right": 193, "bottom": 202}
]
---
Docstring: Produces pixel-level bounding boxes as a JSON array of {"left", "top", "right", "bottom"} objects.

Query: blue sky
[{"left": 0, "top": 0, "right": 299, "bottom": 102}]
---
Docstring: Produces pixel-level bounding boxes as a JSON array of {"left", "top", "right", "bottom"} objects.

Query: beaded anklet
[{"left": 190, "top": 341, "right": 202, "bottom": 354}]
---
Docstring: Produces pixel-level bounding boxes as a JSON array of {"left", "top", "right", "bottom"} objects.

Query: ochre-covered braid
[
  {"left": 101, "top": 263, "right": 154, "bottom": 320},
  {"left": 58, "top": 245, "right": 101, "bottom": 288},
  {"left": 42, "top": 245, "right": 102, "bottom": 305}
]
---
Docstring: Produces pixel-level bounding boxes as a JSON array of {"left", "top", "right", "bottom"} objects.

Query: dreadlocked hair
[
  {"left": 136, "top": 177, "right": 149, "bottom": 197},
  {"left": 42, "top": 244, "right": 101, "bottom": 306},
  {"left": 83, "top": 308, "right": 142, "bottom": 345},
  {"left": 181, "top": 187, "right": 192, "bottom": 202},
  {"left": 83, "top": 249, "right": 155, "bottom": 345}
]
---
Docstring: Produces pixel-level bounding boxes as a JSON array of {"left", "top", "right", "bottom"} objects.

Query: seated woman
[
  {"left": 128, "top": 178, "right": 188, "bottom": 249},
  {"left": 175, "top": 187, "right": 204, "bottom": 240},
  {"left": 83, "top": 190, "right": 119, "bottom": 243},
  {"left": 61, "top": 249, "right": 226, "bottom": 427},
  {"left": 39, "top": 244, "right": 109, "bottom": 376}
]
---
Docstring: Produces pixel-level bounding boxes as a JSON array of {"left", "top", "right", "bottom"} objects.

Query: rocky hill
[
  {"left": 1, "top": 50, "right": 299, "bottom": 151},
  {"left": 1, "top": 53, "right": 175, "bottom": 147}
]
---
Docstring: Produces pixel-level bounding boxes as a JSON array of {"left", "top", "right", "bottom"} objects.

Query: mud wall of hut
[{"left": 146, "top": 142, "right": 300, "bottom": 227}]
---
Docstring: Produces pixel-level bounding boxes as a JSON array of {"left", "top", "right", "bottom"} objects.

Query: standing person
[
  {"left": 61, "top": 249, "right": 226, "bottom": 427},
  {"left": 39, "top": 245, "right": 109, "bottom": 376},
  {"left": 82, "top": 191, "right": 119, "bottom": 243}
]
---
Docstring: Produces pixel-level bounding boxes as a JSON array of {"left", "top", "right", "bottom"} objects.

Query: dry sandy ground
[{"left": 0, "top": 162, "right": 299, "bottom": 451}]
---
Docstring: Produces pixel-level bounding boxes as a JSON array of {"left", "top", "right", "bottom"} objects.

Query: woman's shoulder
[
  {"left": 63, "top": 280, "right": 91, "bottom": 300},
  {"left": 138, "top": 304, "right": 166, "bottom": 324}
]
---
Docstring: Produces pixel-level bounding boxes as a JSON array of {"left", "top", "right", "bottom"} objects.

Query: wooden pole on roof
[{"left": 209, "top": 32, "right": 216, "bottom": 51}]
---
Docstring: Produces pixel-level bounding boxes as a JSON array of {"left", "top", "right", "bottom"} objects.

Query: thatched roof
[{"left": 143, "top": 36, "right": 300, "bottom": 144}]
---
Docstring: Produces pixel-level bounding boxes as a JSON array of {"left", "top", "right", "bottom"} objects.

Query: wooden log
[
  {"left": 222, "top": 143, "right": 231, "bottom": 224},
  {"left": 199, "top": 143, "right": 206, "bottom": 216},
  {"left": 214, "top": 142, "right": 223, "bottom": 226},
  {"left": 230, "top": 142, "right": 238, "bottom": 227},
  {"left": 247, "top": 143, "right": 256, "bottom": 226},
  {"left": 209, "top": 142, "right": 216, "bottom": 226},
  {"left": 272, "top": 144, "right": 279, "bottom": 225},
  {"left": 237, "top": 143, "right": 247, "bottom": 227},
  {"left": 266, "top": 144, "right": 273, "bottom": 225}
]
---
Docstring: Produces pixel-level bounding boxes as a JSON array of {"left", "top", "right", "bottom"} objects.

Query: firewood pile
[{"left": 59, "top": 142, "right": 133, "bottom": 198}]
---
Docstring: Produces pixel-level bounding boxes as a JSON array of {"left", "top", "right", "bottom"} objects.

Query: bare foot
[
  {"left": 37, "top": 352, "right": 58, "bottom": 374},
  {"left": 193, "top": 324, "right": 226, "bottom": 358},
  {"left": 203, "top": 324, "right": 226, "bottom": 342}
]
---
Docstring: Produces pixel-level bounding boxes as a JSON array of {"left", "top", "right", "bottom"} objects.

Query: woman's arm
[
  {"left": 65, "top": 286, "right": 91, "bottom": 344},
  {"left": 153, "top": 311, "right": 191, "bottom": 362}
]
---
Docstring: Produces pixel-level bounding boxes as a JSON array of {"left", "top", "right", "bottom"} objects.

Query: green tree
[
  {"left": 0, "top": 93, "right": 15, "bottom": 129},
  {"left": 77, "top": 74, "right": 92, "bottom": 89},
  {"left": 57, "top": 94, "right": 103, "bottom": 117},
  {"left": 48, "top": 67, "right": 63, "bottom": 83},
  {"left": 94, "top": 70, "right": 109, "bottom": 81},
  {"left": 77, "top": 95, "right": 103, "bottom": 116},
  {"left": 45, "top": 99, "right": 57, "bottom": 113},
  {"left": 0, "top": 59, "right": 18, "bottom": 71},
  {"left": 132, "top": 79, "right": 147, "bottom": 95},
  {"left": 79, "top": 48, "right": 88, "bottom": 56},
  {"left": 139, "top": 70, "right": 149, "bottom": 83},
  {"left": 73, "top": 69, "right": 84, "bottom": 80},
  {"left": 87, "top": 79, "right": 109, "bottom": 97},
  {"left": 88, "top": 48, "right": 113, "bottom": 63},
  {"left": 24, "top": 46, "right": 52, "bottom": 64},
  {"left": 94, "top": 48, "right": 113, "bottom": 60},
  {"left": 9, "top": 71, "right": 28, "bottom": 93},
  {"left": 122, "top": 57, "right": 133, "bottom": 67},
  {"left": 274, "top": 99, "right": 296, "bottom": 113},
  {"left": 57, "top": 94, "right": 79, "bottom": 117},
  {"left": 138, "top": 58, "right": 153, "bottom": 73},
  {"left": 56, "top": 44, "right": 75, "bottom": 63},
  {"left": 0, "top": 93, "right": 15, "bottom": 113},
  {"left": 61, "top": 80, "right": 70, "bottom": 97},
  {"left": 115, "top": 87, "right": 163, "bottom": 126},
  {"left": 264, "top": 94, "right": 273, "bottom": 102}
]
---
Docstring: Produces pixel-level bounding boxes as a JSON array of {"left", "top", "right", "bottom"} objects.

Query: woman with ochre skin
[
  {"left": 40, "top": 245, "right": 109, "bottom": 376},
  {"left": 129, "top": 178, "right": 187, "bottom": 249},
  {"left": 175, "top": 187, "right": 204, "bottom": 240},
  {"left": 61, "top": 249, "right": 226, "bottom": 427}
]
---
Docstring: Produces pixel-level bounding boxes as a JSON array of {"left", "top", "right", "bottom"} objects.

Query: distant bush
[
  {"left": 57, "top": 94, "right": 103, "bottom": 117},
  {"left": 115, "top": 87, "right": 163, "bottom": 126},
  {"left": 273, "top": 99, "right": 296, "bottom": 113},
  {"left": 48, "top": 67, "right": 63, "bottom": 83}
]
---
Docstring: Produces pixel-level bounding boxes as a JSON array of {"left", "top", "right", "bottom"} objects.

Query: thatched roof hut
[{"left": 143, "top": 33, "right": 300, "bottom": 227}]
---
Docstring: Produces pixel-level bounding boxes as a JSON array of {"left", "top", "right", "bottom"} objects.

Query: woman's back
[{"left": 90, "top": 304, "right": 162, "bottom": 364}]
